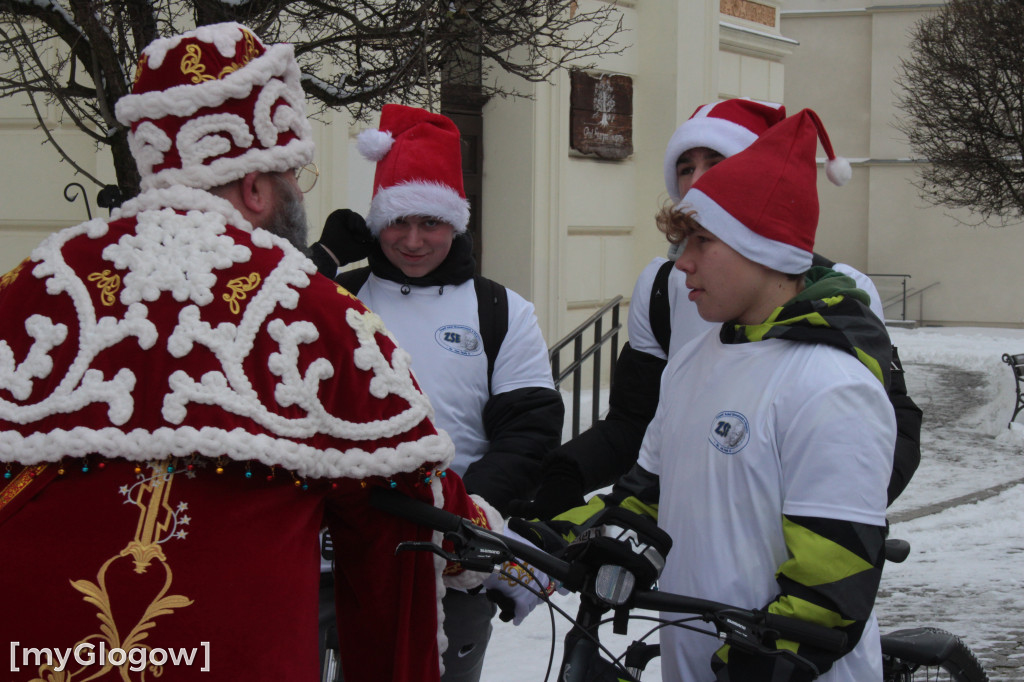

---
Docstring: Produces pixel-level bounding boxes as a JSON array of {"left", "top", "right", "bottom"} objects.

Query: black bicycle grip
[
  {"left": 369, "top": 487, "right": 464, "bottom": 533},
  {"left": 762, "top": 612, "right": 848, "bottom": 654},
  {"left": 369, "top": 488, "right": 575, "bottom": 582}
]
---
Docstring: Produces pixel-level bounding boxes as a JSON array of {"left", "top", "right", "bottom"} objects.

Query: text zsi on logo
[
  {"left": 435, "top": 325, "right": 483, "bottom": 357},
  {"left": 708, "top": 410, "right": 750, "bottom": 454}
]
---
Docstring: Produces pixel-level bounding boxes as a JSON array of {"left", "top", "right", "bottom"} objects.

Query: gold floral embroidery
[
  {"left": 470, "top": 502, "right": 490, "bottom": 529},
  {"left": 223, "top": 273, "right": 261, "bottom": 314},
  {"left": 29, "top": 462, "right": 194, "bottom": 682},
  {"left": 87, "top": 270, "right": 121, "bottom": 306},
  {"left": 181, "top": 44, "right": 213, "bottom": 83},
  {"left": 0, "top": 258, "right": 28, "bottom": 294},
  {"left": 132, "top": 53, "right": 149, "bottom": 85},
  {"left": 217, "top": 30, "right": 260, "bottom": 79},
  {"left": 336, "top": 284, "right": 360, "bottom": 302},
  {"left": 0, "top": 464, "right": 47, "bottom": 513}
]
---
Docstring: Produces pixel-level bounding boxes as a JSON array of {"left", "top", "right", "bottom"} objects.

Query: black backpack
[
  {"left": 649, "top": 260, "right": 675, "bottom": 356},
  {"left": 335, "top": 267, "right": 509, "bottom": 391}
]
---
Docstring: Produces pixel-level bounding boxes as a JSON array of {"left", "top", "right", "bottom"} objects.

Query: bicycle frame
[{"left": 369, "top": 488, "right": 846, "bottom": 681}]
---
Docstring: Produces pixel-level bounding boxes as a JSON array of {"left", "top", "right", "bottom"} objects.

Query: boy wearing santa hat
[
  {"left": 316, "top": 104, "right": 563, "bottom": 682},
  {"left": 512, "top": 98, "right": 920, "bottom": 523},
  {"left": 632, "top": 109, "right": 895, "bottom": 681}
]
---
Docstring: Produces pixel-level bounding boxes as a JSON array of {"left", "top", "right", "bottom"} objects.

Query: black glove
[
  {"left": 311, "top": 209, "right": 375, "bottom": 276},
  {"left": 507, "top": 516, "right": 572, "bottom": 554},
  {"left": 560, "top": 505, "right": 672, "bottom": 588},
  {"left": 506, "top": 454, "right": 586, "bottom": 520},
  {"left": 511, "top": 501, "right": 671, "bottom": 591}
]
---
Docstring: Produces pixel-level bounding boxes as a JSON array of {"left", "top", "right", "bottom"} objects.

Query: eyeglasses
[{"left": 294, "top": 163, "right": 319, "bottom": 193}]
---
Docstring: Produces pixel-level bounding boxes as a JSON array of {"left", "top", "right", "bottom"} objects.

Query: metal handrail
[
  {"left": 868, "top": 273, "right": 912, "bottom": 320},
  {"left": 549, "top": 295, "right": 623, "bottom": 440}
]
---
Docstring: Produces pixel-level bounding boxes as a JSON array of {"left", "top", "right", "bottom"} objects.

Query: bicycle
[
  {"left": 368, "top": 488, "right": 989, "bottom": 682},
  {"left": 873, "top": 540, "right": 989, "bottom": 682}
]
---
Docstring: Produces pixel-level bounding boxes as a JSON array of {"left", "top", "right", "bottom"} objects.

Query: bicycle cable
[{"left": 495, "top": 563, "right": 639, "bottom": 682}]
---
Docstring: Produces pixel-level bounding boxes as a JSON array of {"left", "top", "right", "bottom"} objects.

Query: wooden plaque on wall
[{"left": 570, "top": 70, "right": 633, "bottom": 160}]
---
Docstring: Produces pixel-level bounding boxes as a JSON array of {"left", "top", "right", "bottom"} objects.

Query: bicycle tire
[{"left": 882, "top": 627, "right": 989, "bottom": 682}]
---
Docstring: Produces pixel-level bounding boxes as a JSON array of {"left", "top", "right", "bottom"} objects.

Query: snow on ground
[{"left": 481, "top": 326, "right": 1024, "bottom": 681}]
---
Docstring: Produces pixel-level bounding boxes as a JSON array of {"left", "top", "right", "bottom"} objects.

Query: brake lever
[
  {"left": 710, "top": 608, "right": 765, "bottom": 651},
  {"left": 712, "top": 610, "right": 822, "bottom": 679},
  {"left": 395, "top": 521, "right": 515, "bottom": 573}
]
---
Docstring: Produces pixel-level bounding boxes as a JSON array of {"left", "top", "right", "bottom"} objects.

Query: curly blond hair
[
  {"left": 655, "top": 201, "right": 701, "bottom": 246},
  {"left": 655, "top": 203, "right": 803, "bottom": 282}
]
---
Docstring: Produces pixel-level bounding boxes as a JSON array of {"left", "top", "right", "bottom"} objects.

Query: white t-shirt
[
  {"left": 638, "top": 331, "right": 894, "bottom": 682},
  {"left": 355, "top": 274, "right": 555, "bottom": 476}
]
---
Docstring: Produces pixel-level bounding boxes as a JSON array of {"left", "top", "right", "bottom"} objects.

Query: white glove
[{"left": 482, "top": 528, "right": 560, "bottom": 625}]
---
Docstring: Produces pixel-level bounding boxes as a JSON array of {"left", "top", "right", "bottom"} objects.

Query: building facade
[
  {"left": 3, "top": 0, "right": 1018, "bottom": 343},
  {"left": 782, "top": 0, "right": 1024, "bottom": 327}
]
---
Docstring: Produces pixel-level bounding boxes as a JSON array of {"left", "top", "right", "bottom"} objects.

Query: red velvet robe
[{"left": 0, "top": 187, "right": 496, "bottom": 681}]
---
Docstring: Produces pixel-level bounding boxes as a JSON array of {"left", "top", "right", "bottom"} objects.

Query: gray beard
[{"left": 264, "top": 174, "right": 311, "bottom": 255}]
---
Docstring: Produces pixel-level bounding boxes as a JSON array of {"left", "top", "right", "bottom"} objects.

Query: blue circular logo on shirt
[
  {"left": 435, "top": 325, "right": 484, "bottom": 356},
  {"left": 708, "top": 411, "right": 750, "bottom": 454}
]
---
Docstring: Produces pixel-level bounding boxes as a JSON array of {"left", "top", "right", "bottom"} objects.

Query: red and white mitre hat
[
  {"left": 663, "top": 98, "right": 787, "bottom": 201},
  {"left": 681, "top": 108, "right": 852, "bottom": 274},
  {"left": 357, "top": 104, "right": 470, "bottom": 236},
  {"left": 114, "top": 22, "right": 314, "bottom": 192}
]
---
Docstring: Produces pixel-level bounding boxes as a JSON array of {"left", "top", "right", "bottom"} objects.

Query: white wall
[{"left": 782, "top": 1, "right": 1024, "bottom": 327}]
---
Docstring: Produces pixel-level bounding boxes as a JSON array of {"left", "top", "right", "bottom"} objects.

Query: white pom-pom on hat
[
  {"left": 357, "top": 128, "right": 394, "bottom": 162},
  {"left": 362, "top": 104, "right": 470, "bottom": 235},
  {"left": 826, "top": 156, "right": 852, "bottom": 187}
]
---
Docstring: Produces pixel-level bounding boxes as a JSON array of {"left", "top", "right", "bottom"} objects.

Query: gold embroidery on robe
[
  {"left": 217, "top": 31, "right": 260, "bottom": 79},
  {"left": 87, "top": 270, "right": 121, "bottom": 307},
  {"left": 223, "top": 273, "right": 261, "bottom": 314},
  {"left": 29, "top": 462, "right": 194, "bottom": 681},
  {"left": 133, "top": 53, "right": 149, "bottom": 85},
  {"left": 336, "top": 284, "right": 361, "bottom": 302},
  {"left": 0, "top": 258, "right": 29, "bottom": 294},
  {"left": 0, "top": 464, "right": 47, "bottom": 513}
]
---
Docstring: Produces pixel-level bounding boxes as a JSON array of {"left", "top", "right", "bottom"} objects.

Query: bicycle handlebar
[
  {"left": 369, "top": 487, "right": 848, "bottom": 655},
  {"left": 370, "top": 487, "right": 574, "bottom": 580}
]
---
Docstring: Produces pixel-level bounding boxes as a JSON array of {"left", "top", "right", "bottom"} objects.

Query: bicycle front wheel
[{"left": 881, "top": 627, "right": 989, "bottom": 682}]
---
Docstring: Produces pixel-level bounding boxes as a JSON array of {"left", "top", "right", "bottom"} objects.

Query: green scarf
[{"left": 720, "top": 266, "right": 891, "bottom": 387}]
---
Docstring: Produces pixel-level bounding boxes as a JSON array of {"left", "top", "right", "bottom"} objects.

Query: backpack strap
[
  {"left": 473, "top": 275, "right": 509, "bottom": 393},
  {"left": 334, "top": 266, "right": 372, "bottom": 295},
  {"left": 649, "top": 260, "right": 674, "bottom": 356}
]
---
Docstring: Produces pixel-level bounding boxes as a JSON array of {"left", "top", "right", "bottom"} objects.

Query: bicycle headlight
[{"left": 595, "top": 564, "right": 636, "bottom": 606}]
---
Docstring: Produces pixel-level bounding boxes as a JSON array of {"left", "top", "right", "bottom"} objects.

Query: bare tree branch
[
  {"left": 1, "top": 0, "right": 626, "bottom": 196},
  {"left": 0, "top": 22, "right": 102, "bottom": 185},
  {"left": 895, "top": 0, "right": 1024, "bottom": 226}
]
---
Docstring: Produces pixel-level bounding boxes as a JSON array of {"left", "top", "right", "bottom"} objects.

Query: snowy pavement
[
  {"left": 481, "top": 326, "right": 1024, "bottom": 681},
  {"left": 877, "top": 327, "right": 1024, "bottom": 682}
]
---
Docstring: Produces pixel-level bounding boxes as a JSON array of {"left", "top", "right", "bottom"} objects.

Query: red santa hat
[
  {"left": 680, "top": 108, "right": 850, "bottom": 274},
  {"left": 357, "top": 104, "right": 470, "bottom": 236},
  {"left": 663, "top": 98, "right": 787, "bottom": 201},
  {"left": 114, "top": 23, "right": 314, "bottom": 192}
]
